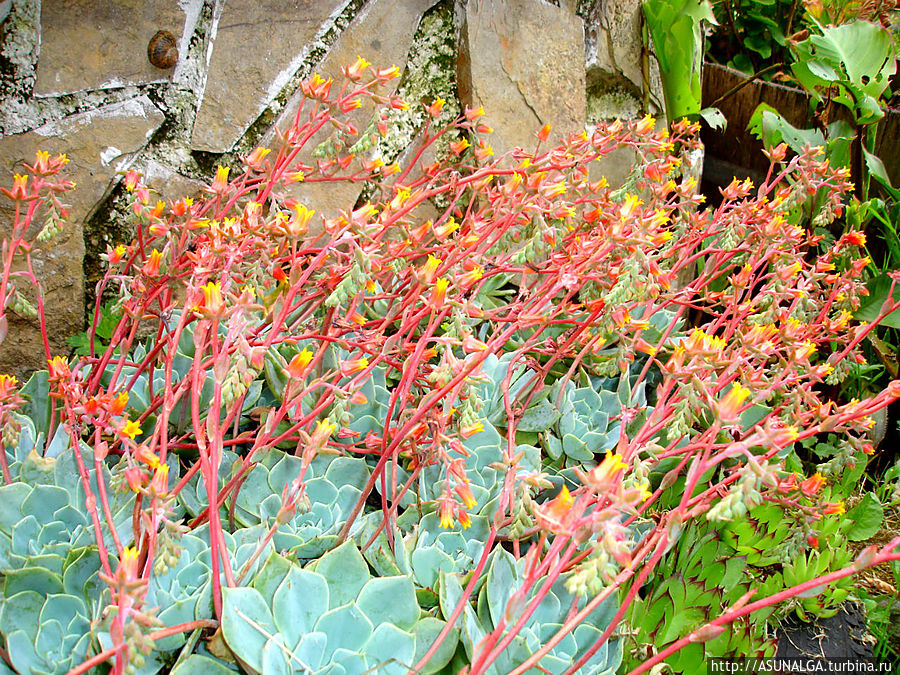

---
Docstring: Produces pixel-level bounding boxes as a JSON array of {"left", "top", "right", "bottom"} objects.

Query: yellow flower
[
  {"left": 340, "top": 357, "right": 369, "bottom": 376},
  {"left": 430, "top": 277, "right": 449, "bottom": 308},
  {"left": 718, "top": 382, "right": 751, "bottom": 422},
  {"left": 150, "top": 464, "right": 169, "bottom": 497},
  {"left": 635, "top": 114, "right": 656, "bottom": 135},
  {"left": 439, "top": 497, "right": 455, "bottom": 528},
  {"left": 121, "top": 418, "right": 142, "bottom": 440},
  {"left": 118, "top": 546, "right": 140, "bottom": 582},
  {"left": 209, "top": 165, "right": 230, "bottom": 194},
  {"left": 286, "top": 349, "right": 314, "bottom": 378},
  {"left": 199, "top": 281, "right": 225, "bottom": 316},
  {"left": 620, "top": 194, "right": 643, "bottom": 219},
  {"left": 455, "top": 482, "right": 477, "bottom": 509},
  {"left": 420, "top": 255, "right": 442, "bottom": 284},
  {"left": 345, "top": 55, "right": 370, "bottom": 80},
  {"left": 244, "top": 147, "right": 270, "bottom": 168}
]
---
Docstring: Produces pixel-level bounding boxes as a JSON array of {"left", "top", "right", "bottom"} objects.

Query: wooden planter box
[{"left": 701, "top": 61, "right": 900, "bottom": 189}]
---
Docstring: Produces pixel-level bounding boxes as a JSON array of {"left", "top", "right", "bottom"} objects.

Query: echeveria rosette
[
  {"left": 221, "top": 541, "right": 459, "bottom": 675},
  {"left": 0, "top": 547, "right": 105, "bottom": 675},
  {"left": 178, "top": 448, "right": 370, "bottom": 559},
  {"left": 440, "top": 547, "right": 622, "bottom": 675}
]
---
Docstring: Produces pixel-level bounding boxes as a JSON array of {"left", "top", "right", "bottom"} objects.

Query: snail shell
[{"left": 147, "top": 30, "right": 178, "bottom": 69}]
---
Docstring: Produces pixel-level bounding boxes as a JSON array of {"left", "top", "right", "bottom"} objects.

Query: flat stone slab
[
  {"left": 136, "top": 158, "right": 206, "bottom": 205},
  {"left": 34, "top": 0, "right": 200, "bottom": 96},
  {"left": 265, "top": 0, "right": 438, "bottom": 222},
  {"left": 458, "top": 0, "right": 587, "bottom": 157},
  {"left": 585, "top": 0, "right": 645, "bottom": 92},
  {"left": 0, "top": 96, "right": 164, "bottom": 377},
  {"left": 191, "top": 0, "right": 346, "bottom": 153}
]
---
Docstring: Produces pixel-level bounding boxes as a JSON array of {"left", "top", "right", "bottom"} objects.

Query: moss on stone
[
  {"left": 374, "top": 0, "right": 461, "bottom": 164},
  {"left": 586, "top": 86, "right": 642, "bottom": 123}
]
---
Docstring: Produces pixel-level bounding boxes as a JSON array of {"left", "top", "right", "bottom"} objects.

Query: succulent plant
[
  {"left": 144, "top": 532, "right": 215, "bottom": 652},
  {"left": 440, "top": 547, "right": 623, "bottom": 675},
  {"left": 0, "top": 546, "right": 105, "bottom": 675},
  {"left": 219, "top": 540, "right": 459, "bottom": 675},
  {"left": 0, "top": 443, "right": 135, "bottom": 571},
  {"left": 177, "top": 448, "right": 370, "bottom": 559}
]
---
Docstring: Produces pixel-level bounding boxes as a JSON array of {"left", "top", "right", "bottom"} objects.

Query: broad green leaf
[
  {"left": 315, "top": 604, "right": 373, "bottom": 662},
  {"left": 854, "top": 275, "right": 900, "bottom": 328},
  {"left": 845, "top": 492, "right": 884, "bottom": 541},
  {"left": 221, "top": 586, "right": 277, "bottom": 672},
  {"left": 357, "top": 576, "right": 420, "bottom": 631},
  {"left": 411, "top": 617, "right": 460, "bottom": 675},
  {"left": 252, "top": 550, "right": 293, "bottom": 606},
  {"left": 516, "top": 399, "right": 560, "bottom": 432},
  {"left": 790, "top": 21, "right": 896, "bottom": 124},
  {"left": 487, "top": 548, "right": 518, "bottom": 627},
  {"left": 314, "top": 541, "right": 371, "bottom": 608},
  {"left": 3, "top": 567, "right": 63, "bottom": 597},
  {"left": 747, "top": 103, "right": 825, "bottom": 153},
  {"left": 864, "top": 148, "right": 900, "bottom": 201},
  {"left": 20, "top": 371, "right": 51, "bottom": 438},
  {"left": 261, "top": 639, "right": 292, "bottom": 675},
  {"left": 643, "top": 0, "right": 716, "bottom": 121},
  {"left": 272, "top": 566, "right": 329, "bottom": 649},
  {"left": 364, "top": 623, "right": 417, "bottom": 675},
  {"left": 170, "top": 655, "right": 235, "bottom": 675},
  {"left": 700, "top": 107, "right": 726, "bottom": 131}
]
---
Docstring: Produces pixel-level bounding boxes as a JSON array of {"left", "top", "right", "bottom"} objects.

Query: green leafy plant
[
  {"left": 643, "top": 0, "right": 720, "bottom": 124},
  {"left": 622, "top": 522, "right": 777, "bottom": 672}
]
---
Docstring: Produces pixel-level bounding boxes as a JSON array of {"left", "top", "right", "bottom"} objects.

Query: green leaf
[
  {"left": 864, "top": 148, "right": 900, "bottom": 201},
  {"left": 0, "top": 591, "right": 44, "bottom": 641},
  {"left": 747, "top": 103, "right": 825, "bottom": 153},
  {"left": 517, "top": 400, "right": 560, "bottom": 432},
  {"left": 314, "top": 541, "right": 371, "bottom": 608},
  {"left": 261, "top": 639, "right": 292, "bottom": 675},
  {"left": 4, "top": 567, "right": 64, "bottom": 597},
  {"left": 272, "top": 566, "right": 329, "bottom": 649},
  {"left": 252, "top": 551, "right": 293, "bottom": 607},
  {"left": 643, "top": 0, "right": 716, "bottom": 121},
  {"left": 357, "top": 576, "right": 420, "bottom": 631},
  {"left": 20, "top": 371, "right": 51, "bottom": 438},
  {"left": 170, "top": 655, "right": 235, "bottom": 675},
  {"left": 854, "top": 275, "right": 900, "bottom": 328},
  {"left": 221, "top": 586, "right": 278, "bottom": 672},
  {"left": 790, "top": 21, "right": 896, "bottom": 124},
  {"left": 364, "top": 623, "right": 417, "bottom": 675},
  {"left": 411, "top": 617, "right": 460, "bottom": 675},
  {"left": 700, "top": 107, "right": 726, "bottom": 131},
  {"left": 845, "top": 492, "right": 884, "bottom": 541},
  {"left": 487, "top": 548, "right": 517, "bottom": 627},
  {"left": 315, "top": 604, "right": 373, "bottom": 661}
]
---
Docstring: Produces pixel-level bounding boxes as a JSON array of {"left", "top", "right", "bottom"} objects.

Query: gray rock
[
  {"left": 34, "top": 0, "right": 198, "bottom": 96},
  {"left": 264, "top": 0, "right": 438, "bottom": 223},
  {"left": 190, "top": 0, "right": 346, "bottom": 153},
  {"left": 136, "top": 158, "right": 206, "bottom": 205},
  {"left": 0, "top": 96, "right": 164, "bottom": 377},
  {"left": 457, "top": 0, "right": 587, "bottom": 158}
]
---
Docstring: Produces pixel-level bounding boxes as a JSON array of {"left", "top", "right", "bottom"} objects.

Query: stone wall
[{"left": 0, "top": 0, "right": 662, "bottom": 377}]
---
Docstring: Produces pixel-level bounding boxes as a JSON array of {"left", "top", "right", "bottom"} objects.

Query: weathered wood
[{"left": 701, "top": 61, "right": 900, "bottom": 188}]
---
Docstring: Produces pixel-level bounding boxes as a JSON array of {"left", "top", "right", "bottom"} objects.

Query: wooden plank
[{"left": 701, "top": 61, "right": 900, "bottom": 188}]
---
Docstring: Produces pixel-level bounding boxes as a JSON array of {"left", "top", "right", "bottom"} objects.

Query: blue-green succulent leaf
[
  {"left": 411, "top": 617, "right": 460, "bottom": 675},
  {"left": 313, "top": 541, "right": 370, "bottom": 609},
  {"left": 221, "top": 586, "right": 278, "bottom": 672},
  {"left": 364, "top": 622, "right": 416, "bottom": 675},
  {"left": 316, "top": 604, "right": 373, "bottom": 663},
  {"left": 357, "top": 575, "right": 420, "bottom": 631},
  {"left": 272, "top": 566, "right": 329, "bottom": 649}
]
